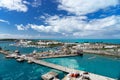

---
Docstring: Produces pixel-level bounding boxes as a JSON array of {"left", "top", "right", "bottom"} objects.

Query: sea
[{"left": 0, "top": 39, "right": 120, "bottom": 80}]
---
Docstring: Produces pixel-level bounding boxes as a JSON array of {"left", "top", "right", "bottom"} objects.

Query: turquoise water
[
  {"left": 31, "top": 39, "right": 120, "bottom": 44},
  {"left": 0, "top": 39, "right": 120, "bottom": 80},
  {"left": 0, "top": 42, "right": 65, "bottom": 80},
  {"left": 0, "top": 54, "right": 65, "bottom": 80},
  {"left": 43, "top": 54, "right": 120, "bottom": 79},
  {"left": 0, "top": 41, "right": 57, "bottom": 54},
  {"left": 54, "top": 39, "right": 120, "bottom": 44}
]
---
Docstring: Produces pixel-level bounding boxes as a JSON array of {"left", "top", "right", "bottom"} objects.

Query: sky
[{"left": 0, "top": 0, "right": 120, "bottom": 39}]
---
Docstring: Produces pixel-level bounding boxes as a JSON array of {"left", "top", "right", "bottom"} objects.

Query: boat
[
  {"left": 17, "top": 58, "right": 24, "bottom": 62},
  {"left": 28, "top": 60, "right": 33, "bottom": 63},
  {"left": 41, "top": 71, "right": 59, "bottom": 80},
  {"left": 33, "top": 50, "right": 37, "bottom": 54}
]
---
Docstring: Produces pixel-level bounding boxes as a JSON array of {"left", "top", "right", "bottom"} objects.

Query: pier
[
  {"left": 0, "top": 50, "right": 115, "bottom": 80},
  {"left": 39, "top": 54, "right": 79, "bottom": 59},
  {"left": 26, "top": 57, "right": 114, "bottom": 80},
  {"left": 27, "top": 57, "right": 77, "bottom": 73}
]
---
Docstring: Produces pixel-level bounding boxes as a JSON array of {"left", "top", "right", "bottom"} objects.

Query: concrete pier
[
  {"left": 39, "top": 54, "right": 79, "bottom": 59},
  {"left": 26, "top": 57, "right": 114, "bottom": 80}
]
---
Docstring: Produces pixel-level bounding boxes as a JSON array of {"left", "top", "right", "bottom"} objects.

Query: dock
[
  {"left": 39, "top": 54, "right": 79, "bottom": 59},
  {"left": 26, "top": 57, "right": 114, "bottom": 80},
  {"left": 27, "top": 57, "right": 76, "bottom": 73},
  {"left": 0, "top": 50, "right": 115, "bottom": 80}
]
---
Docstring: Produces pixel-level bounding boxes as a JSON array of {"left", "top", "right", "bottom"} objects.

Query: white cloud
[
  {"left": 0, "top": 19, "right": 9, "bottom": 24},
  {"left": 16, "top": 24, "right": 29, "bottom": 30},
  {"left": 14, "top": 0, "right": 120, "bottom": 38},
  {"left": 16, "top": 15, "right": 120, "bottom": 38},
  {"left": 31, "top": 0, "right": 41, "bottom": 7},
  {"left": 0, "top": 0, "right": 28, "bottom": 12},
  {"left": 23, "top": 1, "right": 30, "bottom": 5},
  {"left": 30, "top": 24, "right": 53, "bottom": 33},
  {"left": 58, "top": 0, "right": 119, "bottom": 15},
  {"left": 46, "top": 15, "right": 117, "bottom": 32}
]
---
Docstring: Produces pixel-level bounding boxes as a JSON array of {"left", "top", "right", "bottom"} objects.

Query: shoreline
[{"left": 83, "top": 50, "right": 120, "bottom": 58}]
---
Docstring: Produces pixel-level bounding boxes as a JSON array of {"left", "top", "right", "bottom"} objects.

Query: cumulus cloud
[
  {"left": 0, "top": 19, "right": 9, "bottom": 24},
  {"left": 0, "top": 0, "right": 29, "bottom": 12},
  {"left": 0, "top": 0, "right": 42, "bottom": 12},
  {"left": 58, "top": 0, "right": 119, "bottom": 15},
  {"left": 15, "top": 0, "right": 120, "bottom": 38},
  {"left": 31, "top": 0, "right": 41, "bottom": 7},
  {"left": 16, "top": 24, "right": 29, "bottom": 30},
  {"left": 16, "top": 15, "right": 120, "bottom": 38}
]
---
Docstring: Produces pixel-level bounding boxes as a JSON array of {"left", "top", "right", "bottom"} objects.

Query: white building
[{"left": 104, "top": 45, "right": 117, "bottom": 48}]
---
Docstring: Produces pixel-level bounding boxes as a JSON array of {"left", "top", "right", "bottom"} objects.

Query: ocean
[
  {"left": 29, "top": 39, "right": 120, "bottom": 44},
  {"left": 56, "top": 39, "right": 120, "bottom": 44}
]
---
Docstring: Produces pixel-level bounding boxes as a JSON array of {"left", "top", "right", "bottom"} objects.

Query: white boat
[{"left": 33, "top": 50, "right": 37, "bottom": 54}]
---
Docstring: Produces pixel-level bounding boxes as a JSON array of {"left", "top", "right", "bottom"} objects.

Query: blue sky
[{"left": 0, "top": 0, "right": 120, "bottom": 39}]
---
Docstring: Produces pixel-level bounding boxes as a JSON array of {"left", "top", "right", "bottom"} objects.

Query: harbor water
[{"left": 0, "top": 39, "right": 120, "bottom": 80}]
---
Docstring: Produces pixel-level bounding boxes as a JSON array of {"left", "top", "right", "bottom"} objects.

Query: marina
[
  {"left": 0, "top": 49, "right": 116, "bottom": 80},
  {"left": 0, "top": 40, "right": 120, "bottom": 80}
]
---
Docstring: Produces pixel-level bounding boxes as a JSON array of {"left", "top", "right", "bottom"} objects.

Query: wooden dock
[{"left": 0, "top": 50, "right": 115, "bottom": 80}]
